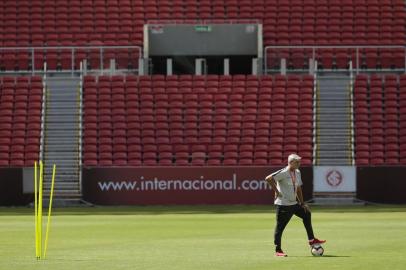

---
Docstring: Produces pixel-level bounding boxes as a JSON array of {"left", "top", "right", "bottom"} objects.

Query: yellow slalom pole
[
  {"left": 34, "top": 161, "right": 39, "bottom": 259},
  {"left": 43, "top": 164, "right": 56, "bottom": 259},
  {"left": 38, "top": 161, "right": 44, "bottom": 259}
]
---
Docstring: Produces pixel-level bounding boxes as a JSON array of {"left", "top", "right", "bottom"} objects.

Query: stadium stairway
[
  {"left": 42, "top": 76, "right": 82, "bottom": 206},
  {"left": 315, "top": 74, "right": 353, "bottom": 165}
]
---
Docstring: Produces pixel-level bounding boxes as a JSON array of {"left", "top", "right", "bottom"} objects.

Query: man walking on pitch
[{"left": 265, "top": 154, "right": 326, "bottom": 257}]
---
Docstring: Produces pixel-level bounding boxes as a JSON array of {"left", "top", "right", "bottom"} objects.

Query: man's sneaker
[
  {"left": 309, "top": 238, "right": 326, "bottom": 246},
  {"left": 275, "top": 250, "right": 288, "bottom": 257}
]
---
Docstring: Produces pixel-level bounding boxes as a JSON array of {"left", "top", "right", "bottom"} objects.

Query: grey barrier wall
[
  {"left": 2, "top": 166, "right": 406, "bottom": 205},
  {"left": 82, "top": 166, "right": 313, "bottom": 205},
  {"left": 0, "top": 168, "right": 32, "bottom": 206},
  {"left": 357, "top": 167, "right": 406, "bottom": 204}
]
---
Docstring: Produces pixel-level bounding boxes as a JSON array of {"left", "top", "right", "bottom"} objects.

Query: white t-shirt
[{"left": 268, "top": 166, "right": 303, "bottom": 206}]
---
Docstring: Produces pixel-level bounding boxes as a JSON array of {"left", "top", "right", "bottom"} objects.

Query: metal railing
[
  {"left": 78, "top": 62, "right": 84, "bottom": 194},
  {"left": 264, "top": 45, "right": 406, "bottom": 74},
  {"left": 312, "top": 61, "right": 318, "bottom": 166},
  {"left": 349, "top": 62, "right": 355, "bottom": 166},
  {"left": 0, "top": 46, "right": 142, "bottom": 75},
  {"left": 39, "top": 63, "right": 47, "bottom": 162}
]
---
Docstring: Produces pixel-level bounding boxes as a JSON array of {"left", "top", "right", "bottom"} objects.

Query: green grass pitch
[{"left": 1, "top": 205, "right": 405, "bottom": 270}]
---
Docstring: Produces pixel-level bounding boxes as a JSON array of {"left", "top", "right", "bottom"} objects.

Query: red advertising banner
[{"left": 82, "top": 166, "right": 313, "bottom": 205}]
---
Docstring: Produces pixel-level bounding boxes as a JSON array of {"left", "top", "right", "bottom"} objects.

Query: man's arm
[
  {"left": 265, "top": 175, "right": 281, "bottom": 198},
  {"left": 296, "top": 186, "right": 305, "bottom": 204},
  {"left": 296, "top": 186, "right": 310, "bottom": 212}
]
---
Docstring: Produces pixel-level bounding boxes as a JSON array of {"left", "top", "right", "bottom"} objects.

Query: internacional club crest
[{"left": 325, "top": 170, "right": 343, "bottom": 187}]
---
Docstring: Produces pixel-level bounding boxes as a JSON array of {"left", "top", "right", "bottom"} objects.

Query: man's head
[{"left": 288, "top": 153, "right": 301, "bottom": 170}]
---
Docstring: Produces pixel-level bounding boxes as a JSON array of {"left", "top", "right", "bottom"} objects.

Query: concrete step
[
  {"left": 46, "top": 111, "right": 78, "bottom": 115},
  {"left": 47, "top": 94, "right": 78, "bottom": 98},
  {"left": 318, "top": 115, "right": 352, "bottom": 121},
  {"left": 45, "top": 143, "right": 79, "bottom": 148},
  {"left": 317, "top": 91, "right": 349, "bottom": 95},
  {"left": 45, "top": 116, "right": 79, "bottom": 121},
  {"left": 43, "top": 190, "right": 81, "bottom": 196},
  {"left": 318, "top": 129, "right": 351, "bottom": 135},
  {"left": 42, "top": 166, "right": 80, "bottom": 172},
  {"left": 45, "top": 122, "right": 79, "bottom": 129},
  {"left": 47, "top": 83, "right": 79, "bottom": 88},
  {"left": 42, "top": 169, "right": 78, "bottom": 173},
  {"left": 45, "top": 133, "right": 79, "bottom": 138},
  {"left": 48, "top": 99, "right": 78, "bottom": 102},
  {"left": 47, "top": 98, "right": 78, "bottom": 102},
  {"left": 45, "top": 141, "right": 79, "bottom": 145},
  {"left": 46, "top": 101, "right": 77, "bottom": 106},
  {"left": 318, "top": 127, "right": 351, "bottom": 131},
  {"left": 317, "top": 104, "right": 350, "bottom": 109},
  {"left": 45, "top": 121, "right": 78, "bottom": 124},
  {"left": 315, "top": 158, "right": 352, "bottom": 165},
  {"left": 318, "top": 111, "right": 351, "bottom": 115},
  {"left": 46, "top": 111, "right": 79, "bottom": 116},
  {"left": 48, "top": 85, "right": 79, "bottom": 88},
  {"left": 44, "top": 139, "right": 80, "bottom": 144},
  {"left": 47, "top": 107, "right": 78, "bottom": 111},
  {"left": 43, "top": 185, "right": 80, "bottom": 191},
  {"left": 43, "top": 178, "right": 79, "bottom": 183},
  {"left": 45, "top": 128, "right": 78, "bottom": 132},
  {"left": 42, "top": 166, "right": 79, "bottom": 170},
  {"left": 44, "top": 152, "right": 78, "bottom": 156},
  {"left": 318, "top": 144, "right": 350, "bottom": 150},
  {"left": 317, "top": 134, "right": 350, "bottom": 138},
  {"left": 43, "top": 156, "right": 78, "bottom": 161},
  {"left": 43, "top": 177, "right": 79, "bottom": 182},
  {"left": 316, "top": 100, "right": 348, "bottom": 104},
  {"left": 42, "top": 161, "right": 79, "bottom": 166},
  {"left": 43, "top": 181, "right": 79, "bottom": 187},
  {"left": 317, "top": 149, "right": 351, "bottom": 156},
  {"left": 45, "top": 77, "right": 82, "bottom": 199},
  {"left": 317, "top": 139, "right": 350, "bottom": 145},
  {"left": 44, "top": 148, "right": 79, "bottom": 153},
  {"left": 317, "top": 104, "right": 349, "bottom": 109},
  {"left": 45, "top": 131, "right": 79, "bottom": 136},
  {"left": 46, "top": 93, "right": 78, "bottom": 98},
  {"left": 318, "top": 137, "right": 351, "bottom": 142},
  {"left": 47, "top": 89, "right": 79, "bottom": 93},
  {"left": 318, "top": 124, "right": 351, "bottom": 129},
  {"left": 44, "top": 147, "right": 79, "bottom": 152}
]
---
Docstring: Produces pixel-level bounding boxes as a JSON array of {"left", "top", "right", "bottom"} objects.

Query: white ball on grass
[{"left": 311, "top": 244, "right": 324, "bottom": 256}]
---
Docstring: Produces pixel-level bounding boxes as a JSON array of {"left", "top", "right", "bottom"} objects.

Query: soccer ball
[{"left": 311, "top": 244, "right": 324, "bottom": 256}]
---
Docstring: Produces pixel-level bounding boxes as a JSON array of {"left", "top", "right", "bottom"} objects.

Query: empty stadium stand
[
  {"left": 0, "top": 0, "right": 404, "bottom": 47},
  {"left": 0, "top": 76, "right": 43, "bottom": 166},
  {"left": 354, "top": 74, "right": 406, "bottom": 166},
  {"left": 0, "top": 0, "right": 405, "bottom": 71},
  {"left": 82, "top": 74, "right": 314, "bottom": 166}
]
